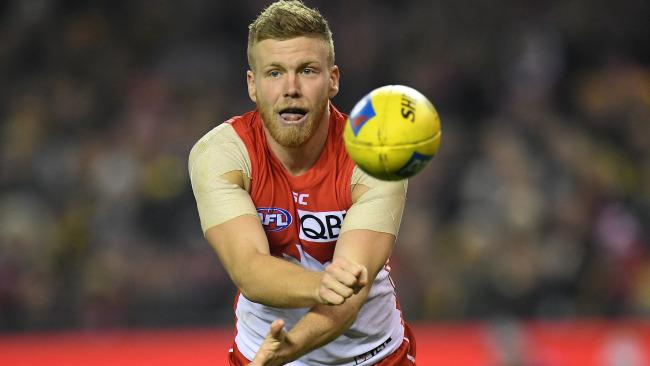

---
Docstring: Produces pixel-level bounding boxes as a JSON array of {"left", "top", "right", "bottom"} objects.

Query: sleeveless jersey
[{"left": 228, "top": 105, "right": 404, "bottom": 365}]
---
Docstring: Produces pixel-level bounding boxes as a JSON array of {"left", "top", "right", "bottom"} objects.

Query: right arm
[
  {"left": 205, "top": 213, "right": 320, "bottom": 307},
  {"left": 205, "top": 205, "right": 362, "bottom": 308},
  {"left": 189, "top": 125, "right": 363, "bottom": 308}
]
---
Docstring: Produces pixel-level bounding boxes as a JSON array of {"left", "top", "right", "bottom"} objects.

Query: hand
[
  {"left": 317, "top": 257, "right": 368, "bottom": 305},
  {"left": 248, "top": 319, "right": 293, "bottom": 366}
]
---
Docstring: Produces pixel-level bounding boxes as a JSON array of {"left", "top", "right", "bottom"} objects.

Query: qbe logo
[
  {"left": 298, "top": 209, "right": 346, "bottom": 243},
  {"left": 257, "top": 207, "right": 292, "bottom": 232}
]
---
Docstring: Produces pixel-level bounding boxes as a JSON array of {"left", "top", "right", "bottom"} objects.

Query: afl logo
[{"left": 257, "top": 207, "right": 292, "bottom": 232}]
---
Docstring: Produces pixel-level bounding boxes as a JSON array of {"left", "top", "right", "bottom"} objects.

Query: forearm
[
  {"left": 206, "top": 215, "right": 324, "bottom": 309},
  {"left": 281, "top": 287, "right": 368, "bottom": 362},
  {"left": 235, "top": 252, "right": 322, "bottom": 308},
  {"left": 241, "top": 258, "right": 372, "bottom": 366},
  {"left": 278, "top": 230, "right": 393, "bottom": 361}
]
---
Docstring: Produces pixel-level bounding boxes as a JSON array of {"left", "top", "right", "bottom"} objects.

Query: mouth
[{"left": 278, "top": 107, "right": 308, "bottom": 124}]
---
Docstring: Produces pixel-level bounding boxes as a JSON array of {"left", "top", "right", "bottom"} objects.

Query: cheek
[
  {"left": 322, "top": 82, "right": 334, "bottom": 101},
  {"left": 257, "top": 82, "right": 280, "bottom": 104}
]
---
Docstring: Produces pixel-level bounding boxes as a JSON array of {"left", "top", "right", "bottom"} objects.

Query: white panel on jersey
[{"left": 297, "top": 209, "right": 346, "bottom": 243}]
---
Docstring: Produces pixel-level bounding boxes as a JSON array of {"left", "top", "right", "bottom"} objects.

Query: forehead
[{"left": 251, "top": 36, "right": 330, "bottom": 68}]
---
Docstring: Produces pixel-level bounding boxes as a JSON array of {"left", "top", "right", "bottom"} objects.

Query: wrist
[{"left": 312, "top": 272, "right": 326, "bottom": 305}]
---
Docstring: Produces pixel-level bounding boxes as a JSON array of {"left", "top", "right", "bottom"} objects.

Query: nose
[{"left": 283, "top": 73, "right": 300, "bottom": 98}]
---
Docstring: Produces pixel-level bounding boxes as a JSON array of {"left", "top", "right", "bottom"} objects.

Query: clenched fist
[{"left": 316, "top": 257, "right": 368, "bottom": 305}]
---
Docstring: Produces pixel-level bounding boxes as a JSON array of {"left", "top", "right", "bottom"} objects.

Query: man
[{"left": 189, "top": 1, "right": 416, "bottom": 365}]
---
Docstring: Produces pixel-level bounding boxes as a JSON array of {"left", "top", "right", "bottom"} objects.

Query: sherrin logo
[{"left": 257, "top": 207, "right": 292, "bottom": 232}]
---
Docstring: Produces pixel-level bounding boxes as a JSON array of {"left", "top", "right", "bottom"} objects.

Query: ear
[
  {"left": 328, "top": 65, "right": 340, "bottom": 98},
  {"left": 246, "top": 70, "right": 257, "bottom": 103}
]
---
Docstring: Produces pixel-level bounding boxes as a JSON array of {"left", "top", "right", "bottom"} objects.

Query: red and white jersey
[{"left": 189, "top": 104, "right": 408, "bottom": 365}]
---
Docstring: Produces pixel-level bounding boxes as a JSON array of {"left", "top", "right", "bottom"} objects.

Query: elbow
[
  {"left": 225, "top": 252, "right": 266, "bottom": 303},
  {"left": 231, "top": 265, "right": 271, "bottom": 305},
  {"left": 231, "top": 272, "right": 260, "bottom": 302},
  {"left": 239, "top": 284, "right": 262, "bottom": 303}
]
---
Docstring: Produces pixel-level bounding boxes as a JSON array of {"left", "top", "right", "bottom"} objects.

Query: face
[{"left": 247, "top": 36, "right": 340, "bottom": 148}]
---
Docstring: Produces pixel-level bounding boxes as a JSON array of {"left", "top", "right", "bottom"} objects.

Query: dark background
[{"left": 0, "top": 0, "right": 648, "bottom": 331}]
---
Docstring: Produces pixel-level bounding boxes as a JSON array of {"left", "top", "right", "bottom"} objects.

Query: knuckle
[{"left": 321, "top": 274, "right": 333, "bottom": 286}]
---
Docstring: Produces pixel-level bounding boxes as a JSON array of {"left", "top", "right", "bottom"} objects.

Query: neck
[{"left": 265, "top": 107, "right": 330, "bottom": 176}]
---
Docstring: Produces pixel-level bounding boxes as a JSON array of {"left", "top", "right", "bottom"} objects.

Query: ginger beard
[{"left": 259, "top": 97, "right": 328, "bottom": 148}]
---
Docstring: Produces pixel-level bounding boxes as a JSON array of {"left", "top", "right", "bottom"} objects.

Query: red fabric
[
  {"left": 228, "top": 104, "right": 355, "bottom": 264},
  {"left": 228, "top": 343, "right": 250, "bottom": 366},
  {"left": 374, "top": 321, "right": 417, "bottom": 366}
]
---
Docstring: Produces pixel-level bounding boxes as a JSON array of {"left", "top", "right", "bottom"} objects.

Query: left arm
[
  {"left": 250, "top": 175, "right": 407, "bottom": 365},
  {"left": 288, "top": 228, "right": 395, "bottom": 352},
  {"left": 251, "top": 228, "right": 395, "bottom": 365}
]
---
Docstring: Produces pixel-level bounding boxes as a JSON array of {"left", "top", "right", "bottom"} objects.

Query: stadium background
[{"left": 0, "top": 0, "right": 648, "bottom": 364}]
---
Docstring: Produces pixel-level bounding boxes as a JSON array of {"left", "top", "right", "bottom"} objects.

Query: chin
[
  {"left": 270, "top": 122, "right": 315, "bottom": 148},
  {"left": 275, "top": 129, "right": 312, "bottom": 148},
  {"left": 261, "top": 107, "right": 321, "bottom": 148}
]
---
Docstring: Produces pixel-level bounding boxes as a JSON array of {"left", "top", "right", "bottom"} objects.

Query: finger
[
  {"left": 249, "top": 354, "right": 264, "bottom": 366},
  {"left": 332, "top": 257, "right": 359, "bottom": 276},
  {"left": 268, "top": 319, "right": 286, "bottom": 340},
  {"left": 327, "top": 266, "right": 360, "bottom": 288},
  {"left": 321, "top": 269, "right": 359, "bottom": 290},
  {"left": 319, "top": 287, "right": 345, "bottom": 305},
  {"left": 343, "top": 259, "right": 367, "bottom": 286},
  {"left": 251, "top": 320, "right": 286, "bottom": 365},
  {"left": 328, "top": 258, "right": 364, "bottom": 286},
  {"left": 357, "top": 265, "right": 369, "bottom": 287},
  {"left": 322, "top": 274, "right": 354, "bottom": 299}
]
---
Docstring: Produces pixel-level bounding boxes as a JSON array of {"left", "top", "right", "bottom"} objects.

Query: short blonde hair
[{"left": 247, "top": 0, "right": 335, "bottom": 69}]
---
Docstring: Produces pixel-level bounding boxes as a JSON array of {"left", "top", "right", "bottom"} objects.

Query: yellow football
[{"left": 344, "top": 85, "right": 442, "bottom": 180}]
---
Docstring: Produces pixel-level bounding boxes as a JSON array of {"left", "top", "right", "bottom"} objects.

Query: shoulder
[
  {"left": 351, "top": 166, "right": 407, "bottom": 202},
  {"left": 188, "top": 119, "right": 253, "bottom": 181},
  {"left": 190, "top": 110, "right": 258, "bottom": 156},
  {"left": 342, "top": 166, "right": 408, "bottom": 236},
  {"left": 190, "top": 123, "right": 239, "bottom": 159}
]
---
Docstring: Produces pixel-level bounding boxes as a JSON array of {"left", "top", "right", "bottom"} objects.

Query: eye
[
  {"left": 268, "top": 70, "right": 281, "bottom": 78},
  {"left": 302, "top": 67, "right": 315, "bottom": 75}
]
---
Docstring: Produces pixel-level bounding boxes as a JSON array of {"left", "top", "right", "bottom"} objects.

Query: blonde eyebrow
[{"left": 263, "top": 60, "right": 321, "bottom": 70}]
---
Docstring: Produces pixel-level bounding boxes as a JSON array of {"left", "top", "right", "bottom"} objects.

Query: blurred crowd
[{"left": 0, "top": 0, "right": 648, "bottom": 331}]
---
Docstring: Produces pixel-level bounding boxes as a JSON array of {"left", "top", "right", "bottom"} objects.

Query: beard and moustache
[{"left": 259, "top": 98, "right": 328, "bottom": 148}]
